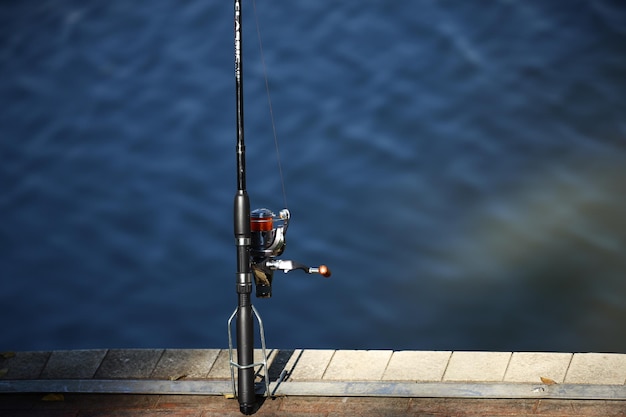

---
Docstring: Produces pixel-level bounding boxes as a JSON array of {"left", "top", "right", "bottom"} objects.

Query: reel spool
[{"left": 250, "top": 208, "right": 289, "bottom": 260}]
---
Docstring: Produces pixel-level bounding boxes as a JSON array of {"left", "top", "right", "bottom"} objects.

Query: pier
[{"left": 0, "top": 349, "right": 624, "bottom": 415}]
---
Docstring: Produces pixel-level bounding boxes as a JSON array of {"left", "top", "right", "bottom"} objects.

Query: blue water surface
[{"left": 2, "top": 0, "right": 626, "bottom": 352}]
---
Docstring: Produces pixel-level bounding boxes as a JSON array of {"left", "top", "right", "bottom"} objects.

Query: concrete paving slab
[
  {"left": 94, "top": 349, "right": 163, "bottom": 379},
  {"left": 151, "top": 349, "right": 220, "bottom": 380},
  {"left": 323, "top": 350, "right": 392, "bottom": 381},
  {"left": 565, "top": 353, "right": 626, "bottom": 385},
  {"left": 265, "top": 349, "right": 295, "bottom": 382},
  {"left": 504, "top": 352, "right": 572, "bottom": 383},
  {"left": 382, "top": 350, "right": 451, "bottom": 381},
  {"left": 207, "top": 349, "right": 231, "bottom": 379},
  {"left": 0, "top": 351, "right": 50, "bottom": 380},
  {"left": 443, "top": 351, "right": 511, "bottom": 382},
  {"left": 40, "top": 349, "right": 107, "bottom": 379},
  {"left": 286, "top": 349, "right": 335, "bottom": 381}
]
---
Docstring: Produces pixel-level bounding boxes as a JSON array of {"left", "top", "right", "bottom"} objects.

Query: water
[{"left": 2, "top": 1, "right": 626, "bottom": 353}]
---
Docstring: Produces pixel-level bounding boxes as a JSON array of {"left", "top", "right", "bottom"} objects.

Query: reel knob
[
  {"left": 310, "top": 265, "right": 331, "bottom": 278},
  {"left": 318, "top": 265, "right": 331, "bottom": 277}
]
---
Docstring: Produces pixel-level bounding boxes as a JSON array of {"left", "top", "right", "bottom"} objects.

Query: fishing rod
[{"left": 230, "top": 0, "right": 330, "bottom": 414}]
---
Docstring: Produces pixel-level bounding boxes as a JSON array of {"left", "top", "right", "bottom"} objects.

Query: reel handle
[{"left": 265, "top": 260, "right": 331, "bottom": 278}]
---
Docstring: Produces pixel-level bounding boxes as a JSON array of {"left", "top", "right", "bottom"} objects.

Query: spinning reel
[{"left": 250, "top": 208, "right": 331, "bottom": 298}]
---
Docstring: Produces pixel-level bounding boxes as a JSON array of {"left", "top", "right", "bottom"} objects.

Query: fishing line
[{"left": 252, "top": 0, "right": 288, "bottom": 209}]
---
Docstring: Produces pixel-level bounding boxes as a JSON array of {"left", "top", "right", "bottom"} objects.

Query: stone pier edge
[{"left": 1, "top": 349, "right": 625, "bottom": 400}]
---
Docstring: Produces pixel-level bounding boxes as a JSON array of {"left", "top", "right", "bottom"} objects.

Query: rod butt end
[{"left": 240, "top": 403, "right": 256, "bottom": 415}]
